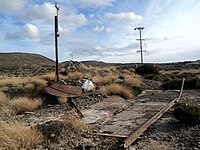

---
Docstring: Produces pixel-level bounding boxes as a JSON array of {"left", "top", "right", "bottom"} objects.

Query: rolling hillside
[{"left": 0, "top": 52, "right": 55, "bottom": 67}]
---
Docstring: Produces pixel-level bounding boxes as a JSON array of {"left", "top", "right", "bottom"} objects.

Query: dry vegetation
[
  {"left": 124, "top": 74, "right": 141, "bottom": 87},
  {"left": 0, "top": 121, "right": 43, "bottom": 149},
  {"left": 62, "top": 111, "right": 88, "bottom": 133},
  {"left": 99, "top": 83, "right": 134, "bottom": 99},
  {"left": 10, "top": 97, "right": 42, "bottom": 114},
  {"left": 89, "top": 66, "right": 115, "bottom": 72},
  {"left": 67, "top": 71, "right": 84, "bottom": 80},
  {"left": 0, "top": 76, "right": 46, "bottom": 87},
  {"left": 92, "top": 75, "right": 118, "bottom": 85},
  {"left": 40, "top": 72, "right": 68, "bottom": 81},
  {"left": 0, "top": 91, "right": 9, "bottom": 105}
]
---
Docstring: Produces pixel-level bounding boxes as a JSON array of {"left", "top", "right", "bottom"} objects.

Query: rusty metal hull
[{"left": 44, "top": 82, "right": 82, "bottom": 98}]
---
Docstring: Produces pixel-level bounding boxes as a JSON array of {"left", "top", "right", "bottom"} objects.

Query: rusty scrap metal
[
  {"left": 99, "top": 102, "right": 168, "bottom": 137},
  {"left": 68, "top": 99, "right": 84, "bottom": 118},
  {"left": 44, "top": 82, "right": 82, "bottom": 98},
  {"left": 123, "top": 78, "right": 185, "bottom": 148},
  {"left": 82, "top": 96, "right": 132, "bottom": 124}
]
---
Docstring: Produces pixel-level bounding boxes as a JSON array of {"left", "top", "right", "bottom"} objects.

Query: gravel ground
[
  {"left": 15, "top": 89, "right": 199, "bottom": 150},
  {"left": 131, "top": 89, "right": 200, "bottom": 150}
]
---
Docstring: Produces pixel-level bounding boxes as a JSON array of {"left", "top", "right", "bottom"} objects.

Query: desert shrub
[
  {"left": 0, "top": 77, "right": 24, "bottom": 87},
  {"left": 173, "top": 103, "right": 200, "bottom": 125},
  {"left": 9, "top": 97, "right": 42, "bottom": 114},
  {"left": 89, "top": 66, "right": 111, "bottom": 73},
  {"left": 121, "top": 69, "right": 132, "bottom": 75},
  {"left": 40, "top": 72, "right": 55, "bottom": 81},
  {"left": 0, "top": 91, "right": 9, "bottom": 105},
  {"left": 0, "top": 105, "right": 15, "bottom": 121},
  {"left": 124, "top": 74, "right": 141, "bottom": 87},
  {"left": 92, "top": 75, "right": 118, "bottom": 85},
  {"left": 162, "top": 79, "right": 182, "bottom": 89},
  {"left": 162, "top": 77, "right": 200, "bottom": 89},
  {"left": 184, "top": 77, "right": 200, "bottom": 89},
  {"left": 145, "top": 74, "right": 170, "bottom": 82},
  {"left": 0, "top": 76, "right": 46, "bottom": 88},
  {"left": 135, "top": 64, "right": 159, "bottom": 76},
  {"left": 129, "top": 86, "right": 143, "bottom": 96},
  {"left": 0, "top": 121, "right": 43, "bottom": 149},
  {"left": 99, "top": 84, "right": 134, "bottom": 99},
  {"left": 110, "top": 66, "right": 116, "bottom": 72},
  {"left": 67, "top": 71, "right": 84, "bottom": 80},
  {"left": 62, "top": 111, "right": 87, "bottom": 132}
]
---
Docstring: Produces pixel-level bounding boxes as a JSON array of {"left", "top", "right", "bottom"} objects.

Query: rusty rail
[{"left": 123, "top": 78, "right": 185, "bottom": 148}]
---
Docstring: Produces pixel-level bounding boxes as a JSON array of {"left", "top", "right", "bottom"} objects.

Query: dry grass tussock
[
  {"left": 0, "top": 76, "right": 46, "bottom": 87},
  {"left": 0, "top": 91, "right": 9, "bottom": 105},
  {"left": 146, "top": 139, "right": 172, "bottom": 150},
  {"left": 124, "top": 74, "right": 141, "bottom": 87},
  {"left": 0, "top": 121, "right": 43, "bottom": 149},
  {"left": 89, "top": 66, "right": 111, "bottom": 72},
  {"left": 67, "top": 71, "right": 84, "bottom": 80},
  {"left": 40, "top": 72, "right": 68, "bottom": 81},
  {"left": 99, "top": 84, "right": 134, "bottom": 99},
  {"left": 10, "top": 97, "right": 42, "bottom": 114},
  {"left": 0, "top": 105, "right": 15, "bottom": 122},
  {"left": 62, "top": 111, "right": 88, "bottom": 132},
  {"left": 92, "top": 75, "right": 118, "bottom": 85}
]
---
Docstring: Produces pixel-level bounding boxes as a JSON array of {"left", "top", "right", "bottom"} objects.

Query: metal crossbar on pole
[{"left": 134, "top": 27, "right": 146, "bottom": 64}]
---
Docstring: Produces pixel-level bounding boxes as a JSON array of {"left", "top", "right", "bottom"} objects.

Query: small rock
[
  {"left": 129, "top": 146, "right": 136, "bottom": 150},
  {"left": 50, "top": 133, "right": 56, "bottom": 138}
]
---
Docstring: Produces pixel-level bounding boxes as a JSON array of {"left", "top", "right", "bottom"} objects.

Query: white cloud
[
  {"left": 0, "top": 0, "right": 26, "bottom": 13},
  {"left": 106, "top": 28, "right": 112, "bottom": 32},
  {"left": 5, "top": 24, "right": 40, "bottom": 40},
  {"left": 93, "top": 25, "right": 105, "bottom": 32},
  {"left": 22, "top": 24, "right": 40, "bottom": 39},
  {"left": 105, "top": 12, "right": 143, "bottom": 24},
  {"left": 73, "top": 0, "right": 116, "bottom": 8},
  {"left": 143, "top": 0, "right": 200, "bottom": 62},
  {"left": 62, "top": 13, "right": 88, "bottom": 27},
  {"left": 58, "top": 26, "right": 70, "bottom": 35},
  {"left": 19, "top": 2, "right": 55, "bottom": 21}
]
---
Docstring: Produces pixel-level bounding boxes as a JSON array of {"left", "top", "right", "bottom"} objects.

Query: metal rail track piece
[{"left": 123, "top": 78, "right": 185, "bottom": 148}]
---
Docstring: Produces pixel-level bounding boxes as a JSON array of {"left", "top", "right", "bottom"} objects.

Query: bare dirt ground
[{"left": 13, "top": 84, "right": 199, "bottom": 150}]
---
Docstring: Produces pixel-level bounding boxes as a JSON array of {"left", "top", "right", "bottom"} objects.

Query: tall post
[
  {"left": 134, "top": 27, "right": 146, "bottom": 64},
  {"left": 55, "top": 3, "right": 60, "bottom": 82}
]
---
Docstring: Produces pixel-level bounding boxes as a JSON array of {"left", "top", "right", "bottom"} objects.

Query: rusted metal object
[
  {"left": 44, "top": 82, "right": 82, "bottom": 98},
  {"left": 123, "top": 78, "right": 185, "bottom": 148},
  {"left": 99, "top": 102, "right": 168, "bottom": 137},
  {"left": 82, "top": 96, "right": 132, "bottom": 124},
  {"left": 68, "top": 99, "right": 84, "bottom": 118}
]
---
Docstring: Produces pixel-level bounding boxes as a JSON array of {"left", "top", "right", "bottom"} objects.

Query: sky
[{"left": 0, "top": 0, "right": 200, "bottom": 63}]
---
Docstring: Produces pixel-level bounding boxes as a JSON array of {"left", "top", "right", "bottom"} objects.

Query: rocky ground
[
  {"left": 132, "top": 89, "right": 200, "bottom": 150},
  {"left": 13, "top": 79, "right": 199, "bottom": 150}
]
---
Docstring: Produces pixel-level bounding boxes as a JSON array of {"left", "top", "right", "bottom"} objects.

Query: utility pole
[
  {"left": 55, "top": 3, "right": 60, "bottom": 82},
  {"left": 134, "top": 27, "right": 146, "bottom": 64}
]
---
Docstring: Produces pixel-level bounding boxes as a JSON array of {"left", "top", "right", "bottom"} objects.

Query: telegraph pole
[
  {"left": 134, "top": 27, "right": 146, "bottom": 64},
  {"left": 55, "top": 3, "right": 60, "bottom": 82}
]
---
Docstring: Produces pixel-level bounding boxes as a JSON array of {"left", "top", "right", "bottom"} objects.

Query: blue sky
[{"left": 0, "top": 0, "right": 200, "bottom": 63}]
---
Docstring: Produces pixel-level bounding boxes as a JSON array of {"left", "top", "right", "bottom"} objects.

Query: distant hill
[
  {"left": 61, "top": 60, "right": 110, "bottom": 67},
  {"left": 0, "top": 52, "right": 55, "bottom": 68}
]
